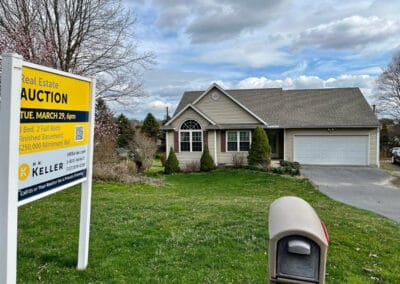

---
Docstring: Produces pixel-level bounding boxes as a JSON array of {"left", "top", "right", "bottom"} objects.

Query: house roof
[{"left": 173, "top": 86, "right": 380, "bottom": 128}]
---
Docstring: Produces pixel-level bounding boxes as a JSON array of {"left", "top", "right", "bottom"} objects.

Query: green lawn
[{"left": 17, "top": 170, "right": 400, "bottom": 283}]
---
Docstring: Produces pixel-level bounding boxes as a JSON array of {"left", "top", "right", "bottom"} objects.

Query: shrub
[
  {"left": 280, "top": 160, "right": 300, "bottom": 170},
  {"left": 164, "top": 148, "right": 180, "bottom": 174},
  {"left": 232, "top": 153, "right": 245, "bottom": 168},
  {"left": 291, "top": 168, "right": 300, "bottom": 176},
  {"left": 159, "top": 152, "right": 166, "bottom": 166},
  {"left": 184, "top": 161, "right": 200, "bottom": 173},
  {"left": 130, "top": 131, "right": 157, "bottom": 172},
  {"left": 200, "top": 145, "right": 216, "bottom": 172},
  {"left": 248, "top": 127, "right": 271, "bottom": 167},
  {"left": 93, "top": 160, "right": 137, "bottom": 182},
  {"left": 93, "top": 136, "right": 119, "bottom": 165}
]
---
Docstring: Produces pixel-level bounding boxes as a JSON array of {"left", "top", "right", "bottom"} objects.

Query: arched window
[{"left": 180, "top": 120, "right": 202, "bottom": 152}]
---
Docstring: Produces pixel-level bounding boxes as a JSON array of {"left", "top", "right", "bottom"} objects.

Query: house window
[
  {"left": 227, "top": 130, "right": 251, "bottom": 152},
  {"left": 180, "top": 120, "right": 202, "bottom": 152}
]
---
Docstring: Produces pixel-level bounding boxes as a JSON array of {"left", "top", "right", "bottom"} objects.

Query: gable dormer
[{"left": 193, "top": 84, "right": 267, "bottom": 125}]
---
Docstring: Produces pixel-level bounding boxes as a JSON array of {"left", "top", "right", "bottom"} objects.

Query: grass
[{"left": 17, "top": 169, "right": 400, "bottom": 283}]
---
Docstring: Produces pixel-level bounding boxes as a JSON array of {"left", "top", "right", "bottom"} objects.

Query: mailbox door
[{"left": 276, "top": 235, "right": 320, "bottom": 282}]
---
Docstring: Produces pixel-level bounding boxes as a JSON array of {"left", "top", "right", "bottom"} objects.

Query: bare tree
[
  {"left": 0, "top": 0, "right": 154, "bottom": 102},
  {"left": 376, "top": 50, "right": 400, "bottom": 121}
]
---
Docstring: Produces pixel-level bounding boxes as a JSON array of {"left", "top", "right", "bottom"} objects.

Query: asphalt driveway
[{"left": 301, "top": 166, "right": 400, "bottom": 222}]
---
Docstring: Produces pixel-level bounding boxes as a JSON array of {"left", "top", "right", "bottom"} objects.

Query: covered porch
[{"left": 204, "top": 125, "right": 284, "bottom": 166}]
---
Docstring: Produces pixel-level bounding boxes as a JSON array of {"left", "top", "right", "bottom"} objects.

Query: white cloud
[
  {"left": 149, "top": 100, "right": 172, "bottom": 110},
  {"left": 237, "top": 74, "right": 374, "bottom": 89},
  {"left": 237, "top": 76, "right": 325, "bottom": 89},
  {"left": 325, "top": 74, "right": 374, "bottom": 88},
  {"left": 294, "top": 15, "right": 400, "bottom": 50},
  {"left": 236, "top": 74, "right": 376, "bottom": 101},
  {"left": 112, "top": 72, "right": 378, "bottom": 119}
]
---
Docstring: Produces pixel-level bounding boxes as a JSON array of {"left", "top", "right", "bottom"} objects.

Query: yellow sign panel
[
  {"left": 19, "top": 122, "right": 89, "bottom": 155},
  {"left": 21, "top": 66, "right": 90, "bottom": 111}
]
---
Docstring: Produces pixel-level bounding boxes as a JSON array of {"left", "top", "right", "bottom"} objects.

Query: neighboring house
[{"left": 162, "top": 83, "right": 380, "bottom": 167}]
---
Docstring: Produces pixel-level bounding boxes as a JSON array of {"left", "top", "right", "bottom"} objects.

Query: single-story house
[{"left": 162, "top": 83, "right": 380, "bottom": 167}]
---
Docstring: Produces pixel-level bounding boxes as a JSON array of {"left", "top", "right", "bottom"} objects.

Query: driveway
[{"left": 301, "top": 166, "right": 400, "bottom": 222}]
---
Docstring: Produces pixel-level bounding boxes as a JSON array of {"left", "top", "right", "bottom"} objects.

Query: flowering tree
[
  {"left": 95, "top": 98, "right": 119, "bottom": 143},
  {"left": 93, "top": 98, "right": 119, "bottom": 165}
]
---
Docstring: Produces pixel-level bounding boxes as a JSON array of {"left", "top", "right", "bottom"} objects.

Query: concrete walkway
[{"left": 301, "top": 166, "right": 400, "bottom": 222}]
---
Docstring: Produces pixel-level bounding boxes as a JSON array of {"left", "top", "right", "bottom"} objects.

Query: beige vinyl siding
[
  {"left": 208, "top": 130, "right": 217, "bottom": 165},
  {"left": 195, "top": 89, "right": 259, "bottom": 124},
  {"left": 370, "top": 128, "right": 378, "bottom": 165},
  {"left": 167, "top": 108, "right": 211, "bottom": 168},
  {"left": 176, "top": 152, "right": 203, "bottom": 168},
  {"left": 166, "top": 131, "right": 174, "bottom": 157},
  {"left": 173, "top": 130, "right": 218, "bottom": 168},
  {"left": 170, "top": 108, "right": 210, "bottom": 130},
  {"left": 284, "top": 128, "right": 378, "bottom": 166},
  {"left": 215, "top": 131, "right": 249, "bottom": 166}
]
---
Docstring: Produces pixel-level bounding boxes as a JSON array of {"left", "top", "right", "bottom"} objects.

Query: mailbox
[{"left": 269, "top": 196, "right": 329, "bottom": 284}]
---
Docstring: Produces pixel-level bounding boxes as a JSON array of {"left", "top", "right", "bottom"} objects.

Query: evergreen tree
[
  {"left": 200, "top": 145, "right": 216, "bottom": 171},
  {"left": 142, "top": 113, "right": 160, "bottom": 140},
  {"left": 164, "top": 148, "right": 180, "bottom": 174},
  {"left": 248, "top": 127, "right": 271, "bottom": 167},
  {"left": 116, "top": 114, "right": 135, "bottom": 148}
]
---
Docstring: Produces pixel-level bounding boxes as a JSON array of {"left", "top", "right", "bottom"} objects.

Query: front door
[{"left": 266, "top": 129, "right": 282, "bottom": 159}]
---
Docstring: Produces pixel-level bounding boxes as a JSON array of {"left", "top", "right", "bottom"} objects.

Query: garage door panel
[{"left": 294, "top": 136, "right": 368, "bottom": 165}]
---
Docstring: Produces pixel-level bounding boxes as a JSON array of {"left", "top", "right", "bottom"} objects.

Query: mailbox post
[{"left": 269, "top": 196, "right": 329, "bottom": 284}]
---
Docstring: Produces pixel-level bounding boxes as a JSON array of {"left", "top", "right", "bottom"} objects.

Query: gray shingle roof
[{"left": 173, "top": 87, "right": 379, "bottom": 128}]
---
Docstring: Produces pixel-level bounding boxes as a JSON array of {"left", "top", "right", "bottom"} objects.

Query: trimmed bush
[
  {"left": 248, "top": 127, "right": 271, "bottom": 167},
  {"left": 280, "top": 160, "right": 300, "bottom": 170},
  {"left": 291, "top": 168, "right": 300, "bottom": 176},
  {"left": 164, "top": 147, "right": 180, "bottom": 174},
  {"left": 200, "top": 145, "right": 216, "bottom": 172}
]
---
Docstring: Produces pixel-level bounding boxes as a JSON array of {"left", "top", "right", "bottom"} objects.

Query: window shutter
[
  {"left": 174, "top": 131, "right": 179, "bottom": 152},
  {"left": 221, "top": 131, "right": 226, "bottom": 152},
  {"left": 203, "top": 131, "right": 208, "bottom": 146}
]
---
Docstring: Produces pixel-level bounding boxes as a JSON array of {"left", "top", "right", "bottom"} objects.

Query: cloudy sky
[{"left": 119, "top": 0, "right": 400, "bottom": 120}]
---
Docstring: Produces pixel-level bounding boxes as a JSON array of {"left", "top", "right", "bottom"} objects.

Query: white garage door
[{"left": 293, "top": 135, "right": 369, "bottom": 165}]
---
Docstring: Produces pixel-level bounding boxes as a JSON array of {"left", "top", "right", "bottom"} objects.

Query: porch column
[
  {"left": 166, "top": 131, "right": 169, "bottom": 157},
  {"left": 214, "top": 130, "right": 218, "bottom": 165},
  {"left": 283, "top": 129, "right": 287, "bottom": 160}
]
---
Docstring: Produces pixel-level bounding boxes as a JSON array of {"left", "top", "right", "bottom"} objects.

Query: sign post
[
  {"left": 0, "top": 53, "right": 22, "bottom": 284},
  {"left": 77, "top": 78, "right": 96, "bottom": 270},
  {"left": 0, "top": 53, "right": 95, "bottom": 282}
]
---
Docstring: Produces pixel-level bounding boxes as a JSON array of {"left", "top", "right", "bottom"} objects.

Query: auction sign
[
  {"left": 1, "top": 54, "right": 95, "bottom": 283},
  {"left": 18, "top": 64, "right": 91, "bottom": 204}
]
